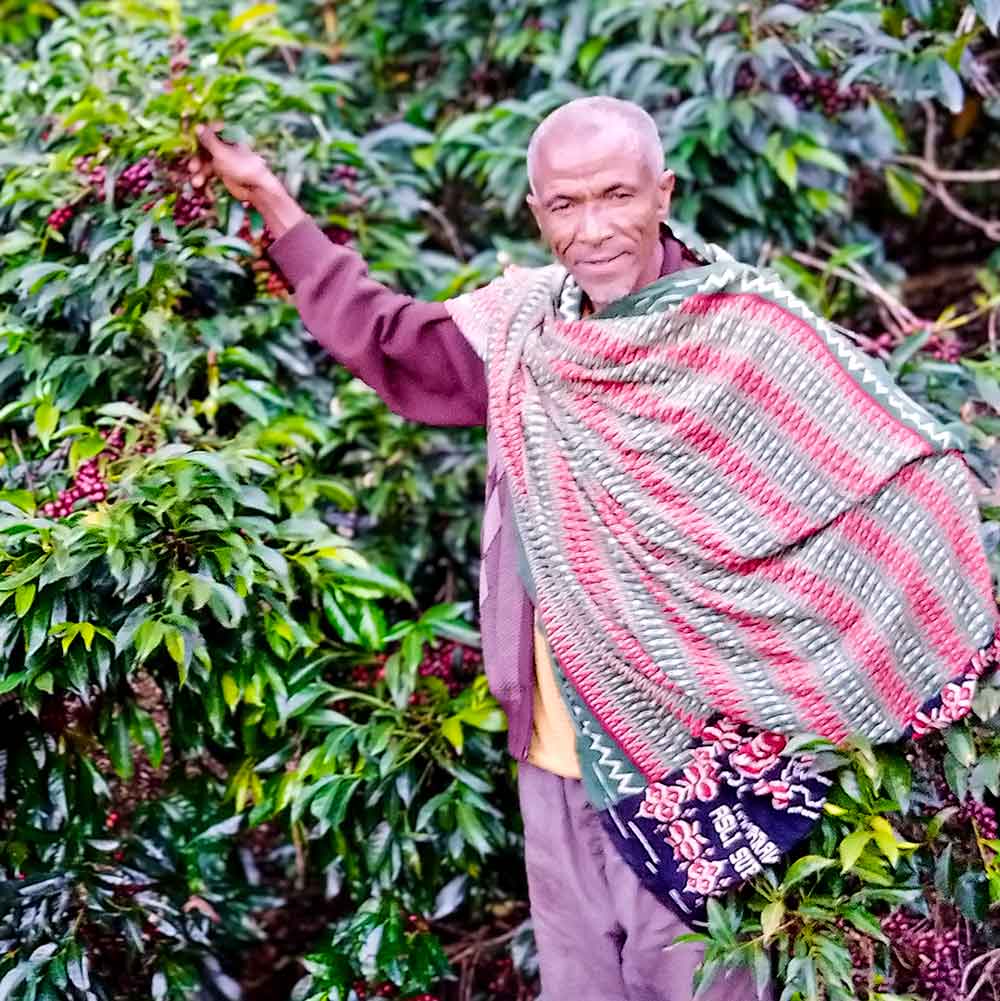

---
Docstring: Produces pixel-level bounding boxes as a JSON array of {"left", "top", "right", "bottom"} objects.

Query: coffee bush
[{"left": 2, "top": 2, "right": 1000, "bottom": 999}]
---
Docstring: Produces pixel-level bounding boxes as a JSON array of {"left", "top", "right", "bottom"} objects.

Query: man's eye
[
  {"left": 551, "top": 203, "right": 570, "bottom": 212},
  {"left": 611, "top": 191, "right": 632, "bottom": 200}
]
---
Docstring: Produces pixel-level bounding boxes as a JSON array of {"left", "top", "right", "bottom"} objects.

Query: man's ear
[
  {"left": 657, "top": 169, "right": 675, "bottom": 219},
  {"left": 526, "top": 191, "right": 544, "bottom": 233}
]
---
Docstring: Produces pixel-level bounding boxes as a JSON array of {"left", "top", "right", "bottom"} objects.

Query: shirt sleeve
[{"left": 266, "top": 217, "right": 487, "bottom": 427}]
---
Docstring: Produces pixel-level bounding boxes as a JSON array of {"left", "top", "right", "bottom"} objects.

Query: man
[{"left": 193, "top": 97, "right": 1000, "bottom": 1001}]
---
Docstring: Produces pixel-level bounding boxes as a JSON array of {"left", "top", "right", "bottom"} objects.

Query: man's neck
[{"left": 584, "top": 239, "right": 666, "bottom": 317}]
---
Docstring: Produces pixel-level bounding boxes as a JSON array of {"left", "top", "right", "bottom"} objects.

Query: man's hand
[
  {"left": 192, "top": 124, "right": 272, "bottom": 201},
  {"left": 192, "top": 123, "right": 306, "bottom": 239}
]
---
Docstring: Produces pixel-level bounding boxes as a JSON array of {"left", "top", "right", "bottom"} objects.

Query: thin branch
[
  {"left": 419, "top": 199, "right": 467, "bottom": 262},
  {"left": 962, "top": 946, "right": 1000, "bottom": 999},
  {"left": 444, "top": 922, "right": 523, "bottom": 964},
  {"left": 787, "top": 250, "right": 921, "bottom": 337},
  {"left": 923, "top": 100, "right": 937, "bottom": 165},
  {"left": 9, "top": 431, "right": 32, "bottom": 492},
  {"left": 911, "top": 172, "right": 1000, "bottom": 241},
  {"left": 891, "top": 155, "right": 1000, "bottom": 184}
]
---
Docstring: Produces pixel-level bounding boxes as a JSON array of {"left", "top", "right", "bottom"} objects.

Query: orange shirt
[{"left": 526, "top": 610, "right": 582, "bottom": 779}]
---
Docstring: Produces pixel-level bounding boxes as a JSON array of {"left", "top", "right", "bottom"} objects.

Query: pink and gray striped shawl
[{"left": 446, "top": 243, "right": 1000, "bottom": 923}]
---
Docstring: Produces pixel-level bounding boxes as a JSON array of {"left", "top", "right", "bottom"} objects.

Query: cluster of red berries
[
  {"left": 485, "top": 954, "right": 515, "bottom": 994},
  {"left": 324, "top": 224, "right": 354, "bottom": 246},
  {"left": 47, "top": 205, "right": 74, "bottom": 230},
  {"left": 959, "top": 797, "right": 999, "bottom": 839},
  {"left": 871, "top": 330, "right": 963, "bottom": 362},
  {"left": 733, "top": 64, "right": 758, "bottom": 93},
  {"left": 250, "top": 257, "right": 289, "bottom": 297},
  {"left": 351, "top": 981, "right": 401, "bottom": 999},
  {"left": 115, "top": 156, "right": 158, "bottom": 201},
  {"left": 73, "top": 154, "right": 108, "bottom": 191},
  {"left": 39, "top": 426, "right": 124, "bottom": 518},
  {"left": 780, "top": 70, "right": 872, "bottom": 115},
  {"left": 173, "top": 190, "right": 211, "bottom": 227},
  {"left": 418, "top": 640, "right": 483, "bottom": 697},
  {"left": 881, "top": 909, "right": 965, "bottom": 999},
  {"left": 237, "top": 214, "right": 290, "bottom": 298},
  {"left": 105, "top": 810, "right": 121, "bottom": 830},
  {"left": 404, "top": 913, "right": 429, "bottom": 934},
  {"left": 924, "top": 333, "right": 964, "bottom": 362},
  {"left": 332, "top": 164, "right": 360, "bottom": 186}
]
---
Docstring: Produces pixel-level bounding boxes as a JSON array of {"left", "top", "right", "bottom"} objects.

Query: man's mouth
[{"left": 579, "top": 251, "right": 626, "bottom": 267}]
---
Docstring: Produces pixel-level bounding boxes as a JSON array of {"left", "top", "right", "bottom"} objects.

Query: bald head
[
  {"left": 524, "top": 97, "right": 674, "bottom": 314},
  {"left": 527, "top": 97, "right": 664, "bottom": 196}
]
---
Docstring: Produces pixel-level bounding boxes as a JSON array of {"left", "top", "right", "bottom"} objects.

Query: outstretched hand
[{"left": 191, "top": 123, "right": 277, "bottom": 204}]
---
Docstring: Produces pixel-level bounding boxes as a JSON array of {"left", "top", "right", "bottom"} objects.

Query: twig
[
  {"left": 910, "top": 172, "right": 1000, "bottom": 241},
  {"left": 961, "top": 946, "right": 1000, "bottom": 999},
  {"left": 787, "top": 250, "right": 922, "bottom": 337},
  {"left": 279, "top": 46, "right": 298, "bottom": 75},
  {"left": 990, "top": 306, "right": 998, "bottom": 356},
  {"left": 9, "top": 430, "right": 32, "bottom": 492},
  {"left": 445, "top": 922, "right": 523, "bottom": 964},
  {"left": 901, "top": 263, "right": 980, "bottom": 296},
  {"left": 419, "top": 199, "right": 467, "bottom": 262},
  {"left": 890, "top": 155, "right": 1000, "bottom": 184}
]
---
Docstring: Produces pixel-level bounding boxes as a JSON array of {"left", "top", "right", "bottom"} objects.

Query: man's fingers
[
  {"left": 195, "top": 124, "right": 226, "bottom": 156},
  {"left": 188, "top": 156, "right": 202, "bottom": 173}
]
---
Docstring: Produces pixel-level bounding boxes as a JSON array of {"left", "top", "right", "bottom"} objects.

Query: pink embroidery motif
[
  {"left": 909, "top": 676, "right": 977, "bottom": 737},
  {"left": 684, "top": 857, "right": 726, "bottom": 896},
  {"left": 638, "top": 781, "right": 692, "bottom": 824},
  {"left": 665, "top": 819, "right": 710, "bottom": 861},
  {"left": 682, "top": 747, "right": 721, "bottom": 801},
  {"left": 752, "top": 778, "right": 793, "bottom": 810},
  {"left": 730, "top": 731, "right": 788, "bottom": 780},
  {"left": 702, "top": 718, "right": 743, "bottom": 751}
]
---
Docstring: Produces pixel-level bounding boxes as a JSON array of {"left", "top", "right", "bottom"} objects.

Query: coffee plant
[{"left": 1, "top": 1, "right": 1000, "bottom": 999}]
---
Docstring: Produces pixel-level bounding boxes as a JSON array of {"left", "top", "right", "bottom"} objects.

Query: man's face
[{"left": 527, "top": 118, "right": 674, "bottom": 311}]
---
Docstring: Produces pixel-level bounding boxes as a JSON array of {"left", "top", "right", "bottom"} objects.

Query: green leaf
[
  {"left": 839, "top": 829, "right": 872, "bottom": 871},
  {"left": 934, "top": 841, "right": 956, "bottom": 898},
  {"left": 0, "top": 556, "right": 47, "bottom": 593},
  {"left": 945, "top": 725, "right": 976, "bottom": 767},
  {"left": 760, "top": 899, "right": 785, "bottom": 943},
  {"left": 222, "top": 673, "right": 241, "bottom": 711},
  {"left": 458, "top": 705, "right": 507, "bottom": 732},
  {"left": 441, "top": 716, "right": 464, "bottom": 753},
  {"left": 954, "top": 870, "right": 989, "bottom": 921},
  {"left": 884, "top": 166, "right": 924, "bottom": 217},
  {"left": 108, "top": 712, "right": 133, "bottom": 780},
  {"left": 14, "top": 583, "right": 35, "bottom": 619},
  {"left": 33, "top": 401, "right": 60, "bottom": 449},
  {"left": 791, "top": 141, "right": 849, "bottom": 174},
  {"left": 869, "top": 816, "right": 900, "bottom": 866},
  {"left": 780, "top": 854, "right": 835, "bottom": 891},
  {"left": 228, "top": 2, "right": 277, "bottom": 30},
  {"left": 0, "top": 230, "right": 35, "bottom": 256}
]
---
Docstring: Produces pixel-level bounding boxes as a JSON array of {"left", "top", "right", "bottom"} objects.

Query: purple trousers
[{"left": 518, "top": 761, "right": 767, "bottom": 1001}]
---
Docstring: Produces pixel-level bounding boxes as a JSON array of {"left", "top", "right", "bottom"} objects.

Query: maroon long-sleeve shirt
[{"left": 267, "top": 217, "right": 698, "bottom": 759}]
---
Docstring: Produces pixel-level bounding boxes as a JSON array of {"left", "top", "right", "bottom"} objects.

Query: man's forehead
[{"left": 532, "top": 118, "right": 648, "bottom": 189}]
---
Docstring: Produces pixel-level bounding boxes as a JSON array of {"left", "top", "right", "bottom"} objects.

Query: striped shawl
[{"left": 445, "top": 241, "right": 1000, "bottom": 923}]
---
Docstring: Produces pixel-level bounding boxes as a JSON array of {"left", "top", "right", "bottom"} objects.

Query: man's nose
[{"left": 577, "top": 203, "right": 611, "bottom": 244}]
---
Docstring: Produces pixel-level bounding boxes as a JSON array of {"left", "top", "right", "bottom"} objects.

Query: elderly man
[{"left": 194, "top": 97, "right": 1000, "bottom": 1001}]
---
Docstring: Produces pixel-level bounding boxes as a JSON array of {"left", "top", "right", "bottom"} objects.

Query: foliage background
[{"left": 1, "top": 1, "right": 1000, "bottom": 999}]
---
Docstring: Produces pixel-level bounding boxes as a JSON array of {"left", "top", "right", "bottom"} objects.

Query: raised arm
[{"left": 191, "top": 126, "right": 487, "bottom": 427}]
